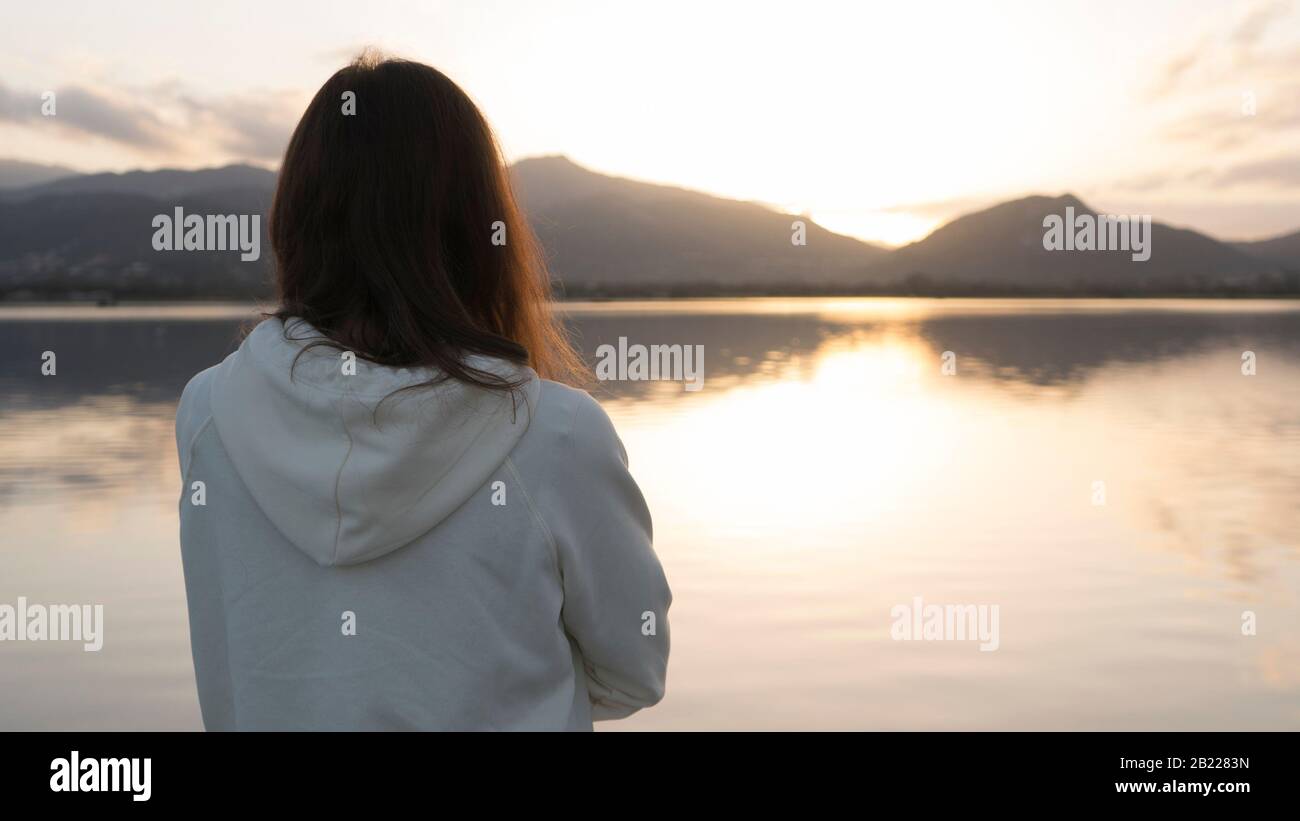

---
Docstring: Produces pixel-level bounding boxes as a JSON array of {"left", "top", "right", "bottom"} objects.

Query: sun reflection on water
[{"left": 1, "top": 299, "right": 1298, "bottom": 729}]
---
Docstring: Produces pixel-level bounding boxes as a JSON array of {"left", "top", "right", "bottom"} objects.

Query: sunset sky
[{"left": 1, "top": 0, "right": 1296, "bottom": 245}]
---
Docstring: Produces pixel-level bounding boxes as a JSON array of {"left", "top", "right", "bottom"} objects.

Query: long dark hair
[{"left": 269, "top": 52, "right": 582, "bottom": 392}]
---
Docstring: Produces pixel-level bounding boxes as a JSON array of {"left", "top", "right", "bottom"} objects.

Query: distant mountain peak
[
  {"left": 7, "top": 163, "right": 277, "bottom": 201},
  {"left": 0, "top": 158, "right": 81, "bottom": 190},
  {"left": 1056, "top": 194, "right": 1113, "bottom": 217},
  {"left": 870, "top": 189, "right": 1275, "bottom": 289},
  {"left": 1051, "top": 192, "right": 1088, "bottom": 209},
  {"left": 510, "top": 155, "right": 594, "bottom": 180},
  {"left": 513, "top": 154, "right": 580, "bottom": 168},
  {"left": 991, "top": 192, "right": 1091, "bottom": 212}
]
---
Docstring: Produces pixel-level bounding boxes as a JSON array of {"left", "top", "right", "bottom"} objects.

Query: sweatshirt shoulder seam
[
  {"left": 330, "top": 423, "right": 355, "bottom": 566},
  {"left": 504, "top": 456, "right": 563, "bottom": 586},
  {"left": 181, "top": 415, "right": 215, "bottom": 484}
]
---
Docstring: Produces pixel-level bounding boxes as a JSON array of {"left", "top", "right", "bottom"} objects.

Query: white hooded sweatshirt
[{"left": 175, "top": 318, "right": 671, "bottom": 730}]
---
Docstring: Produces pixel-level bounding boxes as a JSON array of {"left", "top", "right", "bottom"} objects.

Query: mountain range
[{"left": 0, "top": 156, "right": 1296, "bottom": 300}]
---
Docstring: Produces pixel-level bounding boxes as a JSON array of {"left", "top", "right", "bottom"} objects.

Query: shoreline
[{"left": 3, "top": 294, "right": 1300, "bottom": 322}]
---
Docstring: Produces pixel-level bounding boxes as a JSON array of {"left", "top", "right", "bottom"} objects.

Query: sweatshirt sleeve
[
  {"left": 174, "top": 369, "right": 237, "bottom": 730},
  {"left": 546, "top": 392, "right": 672, "bottom": 721}
]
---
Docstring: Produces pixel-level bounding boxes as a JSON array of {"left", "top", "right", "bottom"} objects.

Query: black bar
[{"left": 4, "top": 731, "right": 1284, "bottom": 807}]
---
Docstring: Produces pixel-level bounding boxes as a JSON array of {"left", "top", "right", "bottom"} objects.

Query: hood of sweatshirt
[{"left": 208, "top": 318, "right": 540, "bottom": 567}]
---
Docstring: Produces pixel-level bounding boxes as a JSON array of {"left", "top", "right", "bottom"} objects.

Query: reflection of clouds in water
[
  {"left": 0, "top": 396, "right": 179, "bottom": 517},
  {"left": 1076, "top": 350, "right": 1300, "bottom": 584}
]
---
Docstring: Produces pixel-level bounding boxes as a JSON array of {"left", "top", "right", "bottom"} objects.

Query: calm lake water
[{"left": 1, "top": 298, "right": 1298, "bottom": 730}]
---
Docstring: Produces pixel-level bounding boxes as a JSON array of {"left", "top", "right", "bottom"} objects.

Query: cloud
[
  {"left": 1147, "top": 0, "right": 1296, "bottom": 100},
  {"left": 1104, "top": 171, "right": 1188, "bottom": 193},
  {"left": 882, "top": 195, "right": 997, "bottom": 220},
  {"left": 1149, "top": 47, "right": 1203, "bottom": 100},
  {"left": 1160, "top": 81, "right": 1300, "bottom": 144},
  {"left": 174, "top": 92, "right": 298, "bottom": 162},
  {"left": 1212, "top": 153, "right": 1300, "bottom": 188},
  {"left": 1232, "top": 0, "right": 1291, "bottom": 48},
  {"left": 0, "top": 79, "right": 299, "bottom": 163},
  {"left": 1139, "top": 0, "right": 1300, "bottom": 201},
  {"left": 0, "top": 82, "right": 176, "bottom": 149}
]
